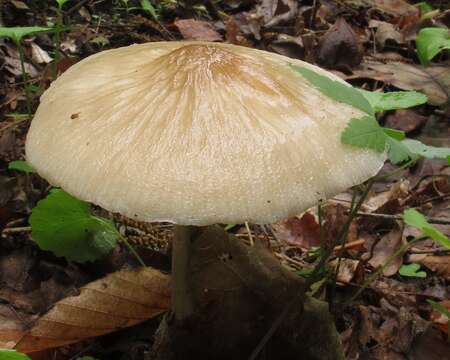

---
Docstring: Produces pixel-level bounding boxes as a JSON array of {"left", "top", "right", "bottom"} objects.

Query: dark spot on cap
[{"left": 71, "top": 113, "right": 80, "bottom": 119}]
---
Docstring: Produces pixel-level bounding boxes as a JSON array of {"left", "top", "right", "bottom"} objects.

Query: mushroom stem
[{"left": 172, "top": 225, "right": 198, "bottom": 322}]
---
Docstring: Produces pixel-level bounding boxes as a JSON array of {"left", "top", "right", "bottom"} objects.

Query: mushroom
[{"left": 26, "top": 41, "right": 385, "bottom": 357}]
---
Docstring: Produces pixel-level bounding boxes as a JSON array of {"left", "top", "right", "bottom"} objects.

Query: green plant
[
  {"left": 0, "top": 27, "right": 52, "bottom": 115},
  {"left": 8, "top": 160, "right": 36, "bottom": 173},
  {"left": 29, "top": 188, "right": 145, "bottom": 265},
  {"left": 398, "top": 263, "right": 427, "bottom": 278},
  {"left": 0, "top": 349, "right": 31, "bottom": 360},
  {"left": 53, "top": 0, "right": 70, "bottom": 79},
  {"left": 416, "top": 27, "right": 450, "bottom": 66}
]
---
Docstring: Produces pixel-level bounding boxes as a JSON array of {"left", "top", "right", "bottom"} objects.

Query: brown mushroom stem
[{"left": 172, "top": 225, "right": 198, "bottom": 322}]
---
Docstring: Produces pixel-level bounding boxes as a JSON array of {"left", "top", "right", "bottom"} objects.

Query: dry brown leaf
[
  {"left": 347, "top": 60, "right": 450, "bottom": 105},
  {"left": 409, "top": 255, "right": 450, "bottom": 280},
  {"left": 0, "top": 267, "right": 170, "bottom": 353},
  {"left": 272, "top": 212, "right": 320, "bottom": 248},
  {"left": 316, "top": 17, "right": 363, "bottom": 68},
  {"left": 174, "top": 19, "right": 222, "bottom": 42},
  {"left": 430, "top": 299, "right": 450, "bottom": 334},
  {"left": 359, "top": 0, "right": 419, "bottom": 17},
  {"left": 368, "top": 224, "right": 405, "bottom": 276},
  {"left": 368, "top": 20, "right": 404, "bottom": 49},
  {"left": 384, "top": 109, "right": 427, "bottom": 133}
]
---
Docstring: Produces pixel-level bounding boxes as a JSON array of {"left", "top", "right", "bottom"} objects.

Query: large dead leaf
[
  {"left": 347, "top": 60, "right": 450, "bottom": 105},
  {"left": 344, "top": 0, "right": 419, "bottom": 17},
  {"left": 367, "top": 224, "right": 405, "bottom": 276},
  {"left": 0, "top": 267, "right": 170, "bottom": 353},
  {"left": 174, "top": 19, "right": 222, "bottom": 42}
]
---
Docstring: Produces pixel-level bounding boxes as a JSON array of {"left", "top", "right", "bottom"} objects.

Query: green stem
[
  {"left": 120, "top": 235, "right": 146, "bottom": 267},
  {"left": 52, "top": 5, "right": 63, "bottom": 80},
  {"left": 16, "top": 39, "right": 32, "bottom": 116}
]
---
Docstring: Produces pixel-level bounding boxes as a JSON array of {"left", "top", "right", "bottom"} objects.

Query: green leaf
[
  {"left": 8, "top": 160, "right": 35, "bottom": 174},
  {"left": 402, "top": 139, "right": 450, "bottom": 160},
  {"left": 416, "top": 27, "right": 450, "bottom": 66},
  {"left": 0, "top": 26, "right": 52, "bottom": 42},
  {"left": 0, "top": 350, "right": 31, "bottom": 360},
  {"left": 359, "top": 89, "right": 428, "bottom": 112},
  {"left": 415, "top": 2, "right": 433, "bottom": 13},
  {"left": 140, "top": 0, "right": 157, "bottom": 19},
  {"left": 428, "top": 300, "right": 450, "bottom": 319},
  {"left": 224, "top": 224, "right": 236, "bottom": 231},
  {"left": 290, "top": 65, "right": 373, "bottom": 115},
  {"left": 403, "top": 209, "right": 450, "bottom": 249},
  {"left": 341, "top": 116, "right": 386, "bottom": 152},
  {"left": 30, "top": 189, "right": 120, "bottom": 262},
  {"left": 383, "top": 128, "right": 405, "bottom": 140},
  {"left": 398, "top": 263, "right": 427, "bottom": 278},
  {"left": 385, "top": 137, "right": 417, "bottom": 164}
]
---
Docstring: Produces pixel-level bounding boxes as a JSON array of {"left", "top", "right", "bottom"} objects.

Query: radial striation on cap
[{"left": 26, "top": 42, "right": 385, "bottom": 225}]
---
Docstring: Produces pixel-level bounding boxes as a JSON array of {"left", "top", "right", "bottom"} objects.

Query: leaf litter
[{"left": 1, "top": 0, "right": 450, "bottom": 359}]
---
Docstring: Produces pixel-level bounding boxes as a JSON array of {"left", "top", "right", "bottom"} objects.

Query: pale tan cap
[{"left": 26, "top": 41, "right": 385, "bottom": 225}]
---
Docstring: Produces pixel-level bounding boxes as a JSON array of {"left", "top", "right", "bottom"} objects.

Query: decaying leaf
[
  {"left": 174, "top": 19, "right": 222, "bottom": 42},
  {"left": 385, "top": 109, "right": 427, "bottom": 133},
  {"left": 272, "top": 212, "right": 320, "bottom": 248},
  {"left": 360, "top": 0, "right": 419, "bottom": 17},
  {"left": 329, "top": 258, "right": 363, "bottom": 284},
  {"left": 0, "top": 267, "right": 170, "bottom": 353},
  {"left": 367, "top": 224, "right": 405, "bottom": 276},
  {"left": 408, "top": 254, "right": 450, "bottom": 280},
  {"left": 369, "top": 20, "right": 404, "bottom": 49},
  {"left": 347, "top": 60, "right": 450, "bottom": 105},
  {"left": 316, "top": 17, "right": 363, "bottom": 68}
]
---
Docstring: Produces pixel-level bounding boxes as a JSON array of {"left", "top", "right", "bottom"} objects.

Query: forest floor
[{"left": 0, "top": 0, "right": 449, "bottom": 359}]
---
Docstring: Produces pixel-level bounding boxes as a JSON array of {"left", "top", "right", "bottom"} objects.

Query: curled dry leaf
[
  {"left": 0, "top": 267, "right": 170, "bottom": 353},
  {"left": 347, "top": 60, "right": 450, "bottom": 106}
]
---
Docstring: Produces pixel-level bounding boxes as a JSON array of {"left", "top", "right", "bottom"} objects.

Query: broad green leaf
[
  {"left": 398, "top": 263, "right": 427, "bottom": 278},
  {"left": 403, "top": 209, "right": 450, "bottom": 249},
  {"left": 290, "top": 65, "right": 373, "bottom": 115},
  {"left": 402, "top": 139, "right": 450, "bottom": 160},
  {"left": 8, "top": 160, "right": 35, "bottom": 174},
  {"left": 385, "top": 137, "right": 416, "bottom": 164},
  {"left": 0, "top": 350, "right": 31, "bottom": 360},
  {"left": 29, "top": 189, "right": 120, "bottom": 262},
  {"left": 0, "top": 26, "right": 52, "bottom": 42},
  {"left": 383, "top": 128, "right": 405, "bottom": 141},
  {"left": 341, "top": 116, "right": 386, "bottom": 152},
  {"left": 359, "top": 89, "right": 428, "bottom": 112},
  {"left": 416, "top": 27, "right": 450, "bottom": 66},
  {"left": 140, "top": 0, "right": 157, "bottom": 19}
]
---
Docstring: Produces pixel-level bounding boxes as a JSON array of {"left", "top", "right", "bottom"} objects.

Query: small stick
[{"left": 245, "top": 222, "right": 254, "bottom": 246}]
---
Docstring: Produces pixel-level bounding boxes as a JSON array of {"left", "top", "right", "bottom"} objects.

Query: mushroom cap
[{"left": 26, "top": 41, "right": 384, "bottom": 226}]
